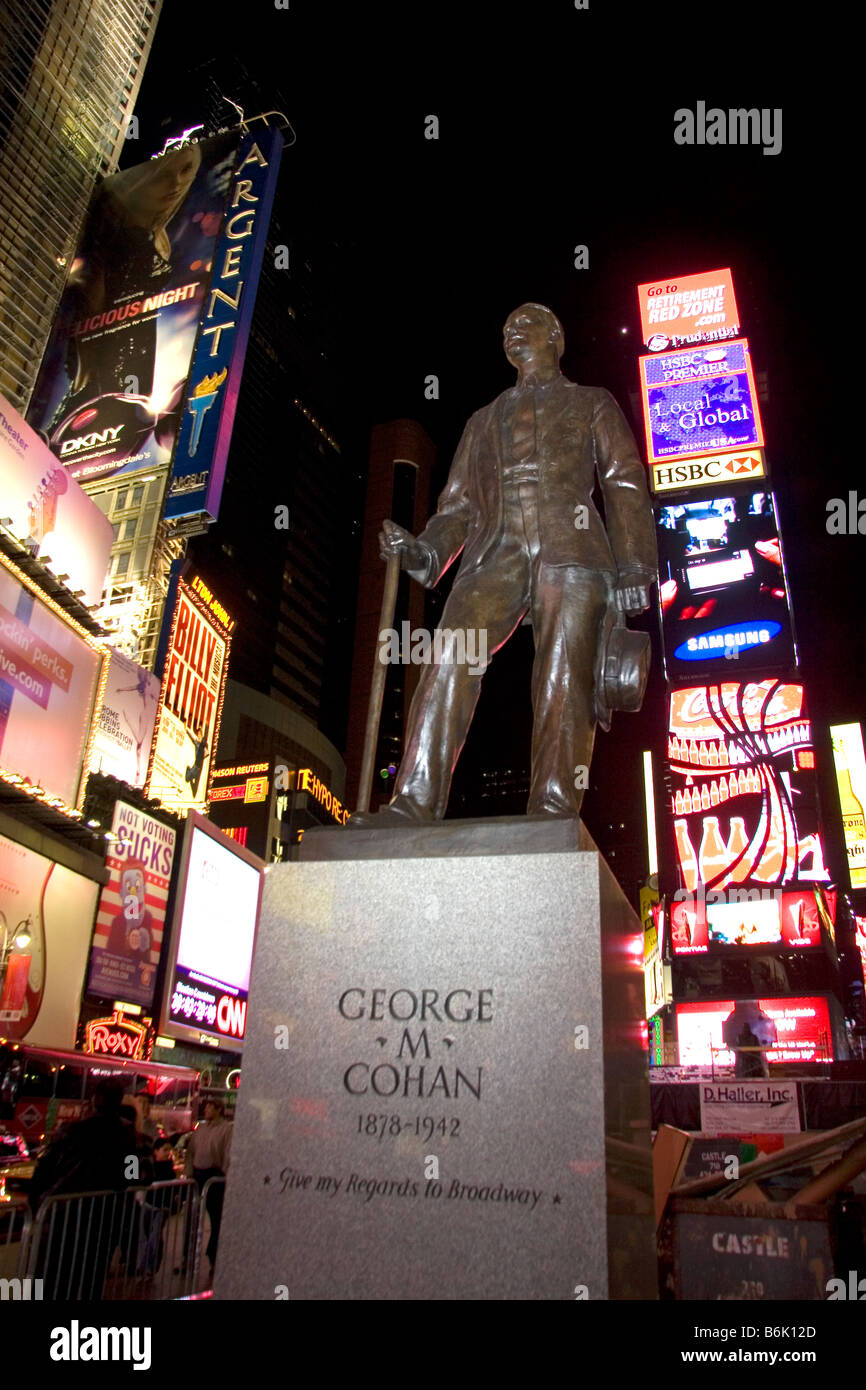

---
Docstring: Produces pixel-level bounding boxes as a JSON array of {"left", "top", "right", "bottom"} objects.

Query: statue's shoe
[{"left": 347, "top": 799, "right": 432, "bottom": 829}]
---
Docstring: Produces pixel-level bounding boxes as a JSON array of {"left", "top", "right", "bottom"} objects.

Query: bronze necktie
[{"left": 511, "top": 387, "right": 536, "bottom": 462}]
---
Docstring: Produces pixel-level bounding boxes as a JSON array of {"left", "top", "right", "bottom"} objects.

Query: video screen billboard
[
  {"left": 639, "top": 339, "right": 764, "bottom": 465},
  {"left": 637, "top": 269, "right": 740, "bottom": 352},
  {"left": 657, "top": 491, "right": 795, "bottom": 679},
  {"left": 160, "top": 812, "right": 264, "bottom": 1051},
  {"left": 0, "top": 391, "right": 113, "bottom": 605},
  {"left": 671, "top": 888, "right": 832, "bottom": 955},
  {"left": 676, "top": 997, "right": 834, "bottom": 1066},
  {"left": 667, "top": 679, "right": 829, "bottom": 892},
  {"left": 0, "top": 554, "right": 106, "bottom": 806},
  {"left": 85, "top": 800, "right": 177, "bottom": 1006},
  {"left": 88, "top": 648, "right": 160, "bottom": 788},
  {"left": 145, "top": 574, "right": 232, "bottom": 814},
  {"left": 0, "top": 833, "right": 99, "bottom": 1046},
  {"left": 27, "top": 133, "right": 241, "bottom": 485}
]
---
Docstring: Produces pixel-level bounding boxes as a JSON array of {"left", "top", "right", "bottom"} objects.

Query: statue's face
[{"left": 503, "top": 306, "right": 559, "bottom": 367}]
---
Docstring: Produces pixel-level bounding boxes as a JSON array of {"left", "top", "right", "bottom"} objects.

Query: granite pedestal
[{"left": 216, "top": 817, "right": 656, "bottom": 1300}]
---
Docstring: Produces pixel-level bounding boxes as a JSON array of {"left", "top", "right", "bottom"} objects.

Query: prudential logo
[{"left": 49, "top": 1321, "right": 152, "bottom": 1371}]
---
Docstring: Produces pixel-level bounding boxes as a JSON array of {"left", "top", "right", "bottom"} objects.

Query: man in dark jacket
[{"left": 29, "top": 1079, "right": 141, "bottom": 1297}]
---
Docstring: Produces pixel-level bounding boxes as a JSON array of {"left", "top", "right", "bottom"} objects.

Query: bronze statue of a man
[{"left": 351, "top": 303, "right": 657, "bottom": 826}]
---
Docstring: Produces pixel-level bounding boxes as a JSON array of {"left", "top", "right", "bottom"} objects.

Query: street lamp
[{"left": 0, "top": 912, "right": 32, "bottom": 983}]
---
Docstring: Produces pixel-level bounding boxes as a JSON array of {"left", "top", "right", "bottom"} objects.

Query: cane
[{"left": 356, "top": 549, "right": 401, "bottom": 813}]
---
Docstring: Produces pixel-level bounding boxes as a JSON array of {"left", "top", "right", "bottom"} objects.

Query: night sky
[{"left": 129, "top": 2, "right": 858, "bottom": 884}]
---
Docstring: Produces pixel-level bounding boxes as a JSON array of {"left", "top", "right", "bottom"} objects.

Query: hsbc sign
[{"left": 651, "top": 449, "right": 766, "bottom": 495}]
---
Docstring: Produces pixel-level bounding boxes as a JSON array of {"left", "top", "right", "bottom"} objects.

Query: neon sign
[
  {"left": 289, "top": 768, "right": 350, "bottom": 825},
  {"left": 639, "top": 339, "right": 764, "bottom": 464},
  {"left": 674, "top": 622, "right": 782, "bottom": 661},
  {"left": 84, "top": 1009, "right": 149, "bottom": 1060},
  {"left": 637, "top": 269, "right": 740, "bottom": 351},
  {"left": 667, "top": 680, "right": 829, "bottom": 891},
  {"left": 145, "top": 577, "right": 232, "bottom": 814}
]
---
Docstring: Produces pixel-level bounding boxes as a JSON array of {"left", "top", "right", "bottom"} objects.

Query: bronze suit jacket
[{"left": 413, "top": 375, "right": 657, "bottom": 588}]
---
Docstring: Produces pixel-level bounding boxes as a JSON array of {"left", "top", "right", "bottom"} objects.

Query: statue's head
[{"left": 503, "top": 303, "right": 564, "bottom": 369}]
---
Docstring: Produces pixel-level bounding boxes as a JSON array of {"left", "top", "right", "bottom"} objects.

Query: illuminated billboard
[
  {"left": 160, "top": 811, "right": 264, "bottom": 1052},
  {"left": 830, "top": 723, "right": 866, "bottom": 889},
  {"left": 209, "top": 762, "right": 270, "bottom": 805},
  {"left": 667, "top": 679, "right": 828, "bottom": 892},
  {"left": 856, "top": 916, "right": 866, "bottom": 986},
  {"left": 670, "top": 888, "right": 833, "bottom": 955},
  {"left": 88, "top": 648, "right": 160, "bottom": 788},
  {"left": 164, "top": 128, "right": 283, "bottom": 525},
  {"left": 85, "top": 800, "right": 177, "bottom": 1007},
  {"left": 287, "top": 767, "right": 351, "bottom": 825},
  {"left": 637, "top": 269, "right": 740, "bottom": 352},
  {"left": 650, "top": 449, "right": 767, "bottom": 497},
  {"left": 639, "top": 339, "right": 764, "bottom": 465},
  {"left": 0, "top": 552, "right": 107, "bottom": 807},
  {"left": 0, "top": 833, "right": 99, "bottom": 1047},
  {"left": 657, "top": 491, "right": 795, "bottom": 679},
  {"left": 676, "top": 997, "right": 834, "bottom": 1067},
  {"left": 145, "top": 574, "right": 233, "bottom": 814},
  {"left": 27, "top": 133, "right": 242, "bottom": 485},
  {"left": 0, "top": 390, "right": 113, "bottom": 606},
  {"left": 207, "top": 760, "right": 273, "bottom": 860}
]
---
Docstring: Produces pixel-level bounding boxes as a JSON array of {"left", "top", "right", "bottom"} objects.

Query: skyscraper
[{"left": 0, "top": 0, "right": 163, "bottom": 411}]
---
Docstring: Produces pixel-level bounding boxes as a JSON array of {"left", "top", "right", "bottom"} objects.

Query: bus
[{"left": 0, "top": 1042, "right": 200, "bottom": 1151}]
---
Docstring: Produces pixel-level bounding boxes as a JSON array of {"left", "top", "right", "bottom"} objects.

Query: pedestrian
[
  {"left": 184, "top": 1099, "right": 232, "bottom": 1272},
  {"left": 116, "top": 1101, "right": 155, "bottom": 1273},
  {"left": 29, "top": 1080, "right": 139, "bottom": 1298},
  {"left": 136, "top": 1137, "right": 179, "bottom": 1277},
  {"left": 135, "top": 1089, "right": 162, "bottom": 1143}
]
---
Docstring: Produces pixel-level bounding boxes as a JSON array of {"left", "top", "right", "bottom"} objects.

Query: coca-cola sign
[{"left": 666, "top": 678, "right": 829, "bottom": 898}]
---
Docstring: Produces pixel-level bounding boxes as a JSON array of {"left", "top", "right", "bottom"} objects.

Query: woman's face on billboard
[{"left": 130, "top": 149, "right": 200, "bottom": 222}]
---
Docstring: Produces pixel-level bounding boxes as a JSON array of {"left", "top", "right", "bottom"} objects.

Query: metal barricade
[
  {"left": 21, "top": 1179, "right": 204, "bottom": 1301},
  {"left": 0, "top": 1197, "right": 32, "bottom": 1291}
]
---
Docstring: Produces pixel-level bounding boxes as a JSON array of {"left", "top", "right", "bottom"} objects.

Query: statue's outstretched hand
[{"left": 379, "top": 519, "right": 428, "bottom": 574}]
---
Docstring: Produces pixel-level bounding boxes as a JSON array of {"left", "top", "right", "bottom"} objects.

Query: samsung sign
[{"left": 674, "top": 621, "right": 782, "bottom": 661}]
